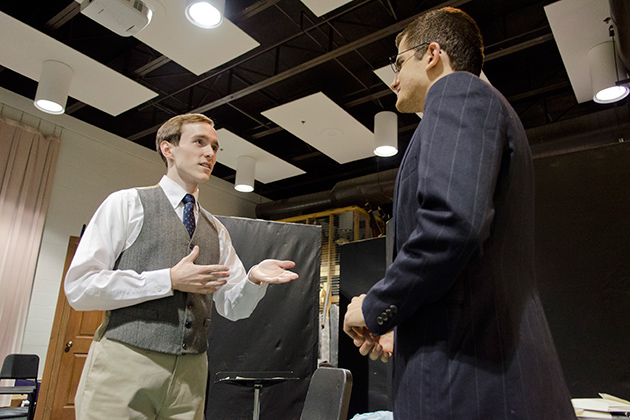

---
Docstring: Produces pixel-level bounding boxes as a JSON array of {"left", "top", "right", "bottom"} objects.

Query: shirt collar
[{"left": 159, "top": 175, "right": 199, "bottom": 209}]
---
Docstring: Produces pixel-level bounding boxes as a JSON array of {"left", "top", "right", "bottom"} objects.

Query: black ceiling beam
[
  {"left": 507, "top": 81, "right": 571, "bottom": 102},
  {"left": 59, "top": 0, "right": 283, "bottom": 90},
  {"left": 45, "top": 1, "right": 80, "bottom": 30},
  {"left": 484, "top": 33, "right": 553, "bottom": 61},
  {"left": 128, "top": 0, "right": 472, "bottom": 141},
  {"left": 130, "top": 0, "right": 373, "bottom": 115},
  {"left": 344, "top": 89, "right": 393, "bottom": 107},
  {"left": 135, "top": 55, "right": 172, "bottom": 77},
  {"left": 221, "top": 31, "right": 564, "bottom": 141},
  {"left": 231, "top": 0, "right": 283, "bottom": 22}
]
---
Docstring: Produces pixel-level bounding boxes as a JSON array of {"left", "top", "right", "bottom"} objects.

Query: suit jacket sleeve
[{"left": 363, "top": 73, "right": 508, "bottom": 335}]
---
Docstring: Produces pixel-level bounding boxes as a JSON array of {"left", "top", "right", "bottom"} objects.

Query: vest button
[
  {"left": 185, "top": 321, "right": 192, "bottom": 329},
  {"left": 187, "top": 302, "right": 194, "bottom": 309},
  {"left": 182, "top": 343, "right": 188, "bottom": 350}
]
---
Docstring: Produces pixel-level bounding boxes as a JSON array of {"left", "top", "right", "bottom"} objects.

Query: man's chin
[
  {"left": 197, "top": 173, "right": 211, "bottom": 183},
  {"left": 396, "top": 99, "right": 421, "bottom": 114}
]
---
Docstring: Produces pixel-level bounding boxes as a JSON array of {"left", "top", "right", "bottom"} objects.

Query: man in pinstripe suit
[{"left": 343, "top": 8, "right": 576, "bottom": 420}]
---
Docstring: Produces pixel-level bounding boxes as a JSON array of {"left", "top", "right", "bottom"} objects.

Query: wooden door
[{"left": 35, "top": 237, "right": 104, "bottom": 420}]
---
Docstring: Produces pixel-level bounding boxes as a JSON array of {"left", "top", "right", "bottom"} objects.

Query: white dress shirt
[{"left": 65, "top": 176, "right": 267, "bottom": 320}]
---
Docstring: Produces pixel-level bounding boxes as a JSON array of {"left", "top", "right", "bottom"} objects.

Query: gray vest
[{"left": 103, "top": 185, "right": 220, "bottom": 354}]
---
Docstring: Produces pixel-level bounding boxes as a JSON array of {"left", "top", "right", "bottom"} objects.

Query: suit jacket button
[
  {"left": 377, "top": 316, "right": 384, "bottom": 325},
  {"left": 390, "top": 305, "right": 397, "bottom": 314},
  {"left": 382, "top": 314, "right": 388, "bottom": 322},
  {"left": 385, "top": 309, "right": 392, "bottom": 317}
]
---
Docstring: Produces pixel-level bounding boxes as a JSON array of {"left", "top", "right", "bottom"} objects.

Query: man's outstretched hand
[{"left": 248, "top": 259, "right": 299, "bottom": 285}]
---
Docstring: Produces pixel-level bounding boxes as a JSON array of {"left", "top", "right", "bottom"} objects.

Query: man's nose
[{"left": 390, "top": 73, "right": 399, "bottom": 91}]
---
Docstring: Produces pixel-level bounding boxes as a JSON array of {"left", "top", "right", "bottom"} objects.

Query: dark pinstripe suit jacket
[{"left": 362, "top": 72, "right": 576, "bottom": 420}]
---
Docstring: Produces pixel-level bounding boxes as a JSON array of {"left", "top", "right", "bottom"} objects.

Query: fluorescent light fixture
[
  {"left": 235, "top": 155, "right": 256, "bottom": 192},
  {"left": 588, "top": 41, "right": 629, "bottom": 104},
  {"left": 34, "top": 60, "right": 73, "bottom": 115},
  {"left": 185, "top": 0, "right": 225, "bottom": 28},
  {"left": 374, "top": 111, "right": 398, "bottom": 157}
]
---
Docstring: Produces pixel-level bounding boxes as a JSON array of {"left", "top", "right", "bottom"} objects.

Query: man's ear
[
  {"left": 425, "top": 42, "right": 442, "bottom": 70},
  {"left": 160, "top": 140, "right": 174, "bottom": 161}
]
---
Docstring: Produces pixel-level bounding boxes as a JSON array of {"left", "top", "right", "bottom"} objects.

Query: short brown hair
[
  {"left": 155, "top": 113, "right": 215, "bottom": 165},
  {"left": 396, "top": 7, "right": 484, "bottom": 76}
]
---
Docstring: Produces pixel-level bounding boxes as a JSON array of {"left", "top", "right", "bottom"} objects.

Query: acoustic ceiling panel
[
  {"left": 135, "top": 0, "right": 260, "bottom": 76},
  {"left": 0, "top": 11, "right": 158, "bottom": 116},
  {"left": 261, "top": 92, "right": 375, "bottom": 164},
  {"left": 300, "top": 0, "right": 353, "bottom": 17},
  {"left": 216, "top": 128, "right": 305, "bottom": 184},
  {"left": 545, "top": 0, "right": 612, "bottom": 103}
]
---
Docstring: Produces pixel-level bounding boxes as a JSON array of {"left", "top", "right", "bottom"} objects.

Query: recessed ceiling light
[{"left": 185, "top": 0, "right": 225, "bottom": 28}]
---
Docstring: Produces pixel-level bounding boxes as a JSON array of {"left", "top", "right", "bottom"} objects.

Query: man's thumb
[{"left": 187, "top": 245, "right": 200, "bottom": 261}]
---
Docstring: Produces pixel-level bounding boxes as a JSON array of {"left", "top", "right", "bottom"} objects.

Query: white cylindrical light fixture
[
  {"left": 185, "top": 0, "right": 225, "bottom": 28},
  {"left": 373, "top": 111, "right": 398, "bottom": 157},
  {"left": 34, "top": 60, "right": 73, "bottom": 115},
  {"left": 588, "top": 41, "right": 629, "bottom": 104},
  {"left": 235, "top": 155, "right": 256, "bottom": 193}
]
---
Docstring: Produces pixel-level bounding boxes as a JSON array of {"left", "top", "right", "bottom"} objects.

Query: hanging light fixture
[
  {"left": 588, "top": 41, "right": 629, "bottom": 104},
  {"left": 185, "top": 0, "right": 225, "bottom": 28},
  {"left": 235, "top": 155, "right": 256, "bottom": 193},
  {"left": 373, "top": 111, "right": 398, "bottom": 157},
  {"left": 34, "top": 60, "right": 73, "bottom": 115}
]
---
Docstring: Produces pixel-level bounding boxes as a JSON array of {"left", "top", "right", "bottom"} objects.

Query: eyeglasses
[{"left": 389, "top": 42, "right": 431, "bottom": 74}]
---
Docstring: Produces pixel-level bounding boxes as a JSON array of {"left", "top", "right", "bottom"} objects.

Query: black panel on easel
[
  {"left": 339, "top": 237, "right": 392, "bottom": 418},
  {"left": 206, "top": 217, "right": 321, "bottom": 420}
]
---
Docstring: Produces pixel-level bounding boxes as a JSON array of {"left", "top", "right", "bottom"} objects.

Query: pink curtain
[{"left": 0, "top": 116, "right": 60, "bottom": 366}]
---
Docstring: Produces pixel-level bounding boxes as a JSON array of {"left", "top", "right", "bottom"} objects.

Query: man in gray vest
[{"left": 65, "top": 113, "right": 299, "bottom": 420}]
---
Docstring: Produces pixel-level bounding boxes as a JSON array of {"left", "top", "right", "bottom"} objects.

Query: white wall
[{"left": 0, "top": 87, "right": 269, "bottom": 377}]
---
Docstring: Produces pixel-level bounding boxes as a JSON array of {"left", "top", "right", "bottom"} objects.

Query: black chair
[
  {"left": 0, "top": 354, "right": 39, "bottom": 420},
  {"left": 300, "top": 367, "right": 353, "bottom": 420}
]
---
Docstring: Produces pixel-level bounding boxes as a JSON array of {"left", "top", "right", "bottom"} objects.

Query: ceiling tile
[
  {"left": 137, "top": 0, "right": 260, "bottom": 76},
  {"left": 0, "top": 11, "right": 157, "bottom": 116},
  {"left": 545, "top": 0, "right": 611, "bottom": 103},
  {"left": 300, "top": 0, "right": 353, "bottom": 17},
  {"left": 216, "top": 128, "right": 305, "bottom": 184},
  {"left": 261, "top": 92, "right": 375, "bottom": 164}
]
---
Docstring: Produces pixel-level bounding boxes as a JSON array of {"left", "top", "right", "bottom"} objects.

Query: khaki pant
[{"left": 75, "top": 336, "right": 208, "bottom": 420}]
